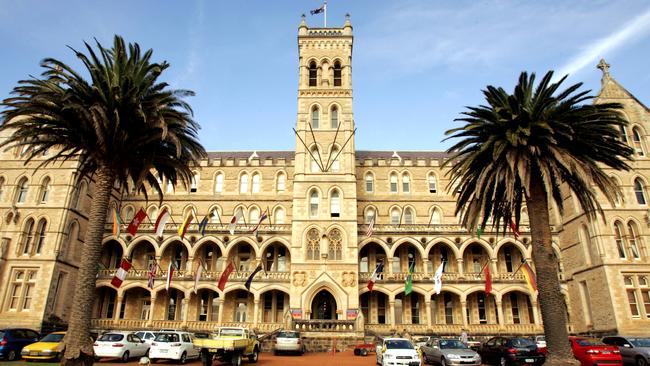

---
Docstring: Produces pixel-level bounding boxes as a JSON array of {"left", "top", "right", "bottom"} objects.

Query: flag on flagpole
[
  {"left": 228, "top": 210, "right": 242, "bottom": 235},
  {"left": 110, "top": 258, "right": 131, "bottom": 288},
  {"left": 178, "top": 213, "right": 194, "bottom": 240},
  {"left": 510, "top": 219, "right": 520, "bottom": 239},
  {"left": 154, "top": 207, "right": 171, "bottom": 237},
  {"left": 193, "top": 260, "right": 204, "bottom": 294},
  {"left": 147, "top": 260, "right": 157, "bottom": 289},
  {"left": 476, "top": 226, "right": 482, "bottom": 240},
  {"left": 404, "top": 262, "right": 415, "bottom": 295},
  {"left": 218, "top": 262, "right": 235, "bottom": 291},
  {"left": 251, "top": 210, "right": 268, "bottom": 237},
  {"left": 433, "top": 261, "right": 445, "bottom": 295},
  {"left": 165, "top": 262, "right": 175, "bottom": 291},
  {"left": 367, "top": 261, "right": 384, "bottom": 291},
  {"left": 484, "top": 264, "right": 492, "bottom": 294},
  {"left": 245, "top": 264, "right": 263, "bottom": 291},
  {"left": 521, "top": 262, "right": 538, "bottom": 293},
  {"left": 127, "top": 208, "right": 148, "bottom": 236},
  {"left": 366, "top": 216, "right": 375, "bottom": 237},
  {"left": 112, "top": 208, "right": 122, "bottom": 236},
  {"left": 197, "top": 215, "right": 209, "bottom": 236},
  {"left": 310, "top": 4, "right": 324, "bottom": 15}
]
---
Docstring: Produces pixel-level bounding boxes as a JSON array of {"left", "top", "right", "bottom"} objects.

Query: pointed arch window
[
  {"left": 210, "top": 208, "right": 221, "bottom": 224},
  {"left": 365, "top": 173, "right": 374, "bottom": 193},
  {"left": 166, "top": 179, "right": 174, "bottom": 193},
  {"left": 390, "top": 173, "right": 398, "bottom": 193},
  {"left": 274, "top": 207, "right": 285, "bottom": 224},
  {"left": 147, "top": 206, "right": 158, "bottom": 222},
  {"left": 123, "top": 206, "right": 135, "bottom": 223},
  {"left": 330, "top": 147, "right": 340, "bottom": 172},
  {"left": 20, "top": 218, "right": 35, "bottom": 255},
  {"left": 328, "top": 229, "right": 342, "bottom": 260},
  {"left": 215, "top": 173, "right": 224, "bottom": 193},
  {"left": 333, "top": 61, "right": 342, "bottom": 86},
  {"left": 15, "top": 178, "right": 28, "bottom": 204},
  {"left": 634, "top": 178, "right": 647, "bottom": 205},
  {"left": 390, "top": 208, "right": 400, "bottom": 225},
  {"left": 252, "top": 173, "right": 261, "bottom": 193},
  {"left": 308, "top": 61, "right": 317, "bottom": 87},
  {"left": 71, "top": 181, "right": 86, "bottom": 209},
  {"left": 240, "top": 174, "right": 249, "bottom": 193},
  {"left": 430, "top": 208, "right": 442, "bottom": 225},
  {"left": 404, "top": 208, "right": 414, "bottom": 224},
  {"left": 38, "top": 177, "right": 51, "bottom": 203},
  {"left": 311, "top": 106, "right": 320, "bottom": 129},
  {"left": 235, "top": 207, "right": 245, "bottom": 224},
  {"left": 0, "top": 177, "right": 4, "bottom": 201},
  {"left": 330, "top": 106, "right": 339, "bottom": 128},
  {"left": 307, "top": 228, "right": 320, "bottom": 260},
  {"left": 276, "top": 173, "right": 286, "bottom": 192},
  {"left": 310, "top": 147, "right": 320, "bottom": 173},
  {"left": 580, "top": 224, "right": 594, "bottom": 265},
  {"left": 428, "top": 173, "right": 437, "bottom": 193},
  {"left": 330, "top": 190, "right": 340, "bottom": 218},
  {"left": 620, "top": 125, "right": 629, "bottom": 143},
  {"left": 249, "top": 207, "right": 260, "bottom": 223},
  {"left": 310, "top": 190, "right": 319, "bottom": 218},
  {"left": 614, "top": 221, "right": 627, "bottom": 259},
  {"left": 627, "top": 221, "right": 641, "bottom": 259},
  {"left": 365, "top": 207, "right": 376, "bottom": 224},
  {"left": 402, "top": 174, "right": 411, "bottom": 193},
  {"left": 190, "top": 172, "right": 199, "bottom": 193},
  {"left": 632, "top": 127, "right": 645, "bottom": 156},
  {"left": 34, "top": 219, "right": 47, "bottom": 254}
]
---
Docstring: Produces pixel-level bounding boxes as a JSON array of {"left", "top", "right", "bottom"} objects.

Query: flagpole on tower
[{"left": 324, "top": 0, "right": 327, "bottom": 27}]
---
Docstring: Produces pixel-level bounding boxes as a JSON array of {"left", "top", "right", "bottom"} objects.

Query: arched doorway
[{"left": 311, "top": 290, "right": 337, "bottom": 320}]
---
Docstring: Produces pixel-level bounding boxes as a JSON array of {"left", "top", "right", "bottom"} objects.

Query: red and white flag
[
  {"left": 510, "top": 219, "right": 520, "bottom": 239},
  {"left": 218, "top": 262, "right": 235, "bottom": 291},
  {"left": 154, "top": 207, "right": 171, "bottom": 237},
  {"left": 251, "top": 210, "right": 268, "bottom": 236},
  {"left": 366, "top": 216, "right": 375, "bottom": 237},
  {"left": 193, "top": 261, "right": 204, "bottom": 294},
  {"left": 228, "top": 210, "right": 243, "bottom": 235},
  {"left": 110, "top": 258, "right": 131, "bottom": 288},
  {"left": 165, "top": 262, "right": 175, "bottom": 291},
  {"left": 127, "top": 208, "right": 148, "bottom": 236},
  {"left": 484, "top": 264, "right": 492, "bottom": 294},
  {"left": 367, "top": 262, "right": 384, "bottom": 291},
  {"left": 147, "top": 260, "right": 157, "bottom": 289}
]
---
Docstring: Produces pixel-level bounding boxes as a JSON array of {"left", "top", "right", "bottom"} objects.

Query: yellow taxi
[{"left": 21, "top": 331, "right": 65, "bottom": 361}]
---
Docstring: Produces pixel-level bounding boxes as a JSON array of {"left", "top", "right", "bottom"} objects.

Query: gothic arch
[
  {"left": 459, "top": 239, "right": 495, "bottom": 258},
  {"left": 424, "top": 238, "right": 461, "bottom": 259},
  {"left": 358, "top": 238, "right": 390, "bottom": 255},
  {"left": 190, "top": 237, "right": 226, "bottom": 258},
  {"left": 225, "top": 237, "right": 260, "bottom": 259},
  {"left": 259, "top": 237, "right": 292, "bottom": 257},
  {"left": 390, "top": 237, "right": 426, "bottom": 258},
  {"left": 494, "top": 238, "right": 529, "bottom": 259}
]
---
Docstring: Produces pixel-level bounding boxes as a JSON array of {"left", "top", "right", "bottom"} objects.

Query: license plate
[
  {"left": 602, "top": 351, "right": 611, "bottom": 354},
  {"left": 30, "top": 351, "right": 38, "bottom": 356},
  {"left": 160, "top": 349, "right": 168, "bottom": 353},
  {"left": 525, "top": 358, "right": 535, "bottom": 363}
]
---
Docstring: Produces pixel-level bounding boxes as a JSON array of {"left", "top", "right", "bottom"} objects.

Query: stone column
[
  {"left": 423, "top": 259, "right": 431, "bottom": 275},
  {"left": 217, "top": 298, "right": 225, "bottom": 324},
  {"left": 389, "top": 300, "right": 396, "bottom": 326},
  {"left": 457, "top": 259, "right": 464, "bottom": 277},
  {"left": 531, "top": 301, "right": 540, "bottom": 325},
  {"left": 496, "top": 300, "right": 505, "bottom": 329},
  {"left": 461, "top": 301, "right": 468, "bottom": 326},
  {"left": 181, "top": 297, "right": 189, "bottom": 324},
  {"left": 113, "top": 295, "right": 124, "bottom": 324},
  {"left": 148, "top": 295, "right": 157, "bottom": 325},
  {"left": 425, "top": 300, "right": 433, "bottom": 327},
  {"left": 253, "top": 298, "right": 260, "bottom": 326}
]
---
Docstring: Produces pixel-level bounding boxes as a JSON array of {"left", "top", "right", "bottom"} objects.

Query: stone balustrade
[
  {"left": 97, "top": 269, "right": 290, "bottom": 282},
  {"left": 91, "top": 319, "right": 284, "bottom": 333},
  {"left": 365, "top": 323, "right": 542, "bottom": 336},
  {"left": 293, "top": 319, "right": 356, "bottom": 332},
  {"left": 358, "top": 271, "right": 526, "bottom": 283},
  {"left": 105, "top": 223, "right": 293, "bottom": 236}
]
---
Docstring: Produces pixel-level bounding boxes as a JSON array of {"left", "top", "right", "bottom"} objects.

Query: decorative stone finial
[{"left": 597, "top": 58, "right": 610, "bottom": 76}]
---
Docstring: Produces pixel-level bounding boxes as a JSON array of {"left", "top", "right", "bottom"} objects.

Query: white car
[
  {"left": 149, "top": 331, "right": 199, "bottom": 364},
  {"left": 93, "top": 331, "right": 150, "bottom": 362},
  {"left": 375, "top": 338, "right": 421, "bottom": 366},
  {"left": 135, "top": 331, "right": 158, "bottom": 345}
]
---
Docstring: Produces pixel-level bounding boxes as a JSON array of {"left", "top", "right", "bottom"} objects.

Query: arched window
[
  {"left": 614, "top": 221, "right": 627, "bottom": 259},
  {"left": 0, "top": 177, "right": 4, "bottom": 201},
  {"left": 308, "top": 61, "right": 317, "bottom": 87},
  {"left": 390, "top": 173, "right": 398, "bottom": 193},
  {"left": 330, "top": 190, "right": 340, "bottom": 218},
  {"left": 430, "top": 208, "right": 442, "bottom": 225},
  {"left": 620, "top": 125, "right": 629, "bottom": 143},
  {"left": 147, "top": 206, "right": 158, "bottom": 222},
  {"left": 252, "top": 173, "right": 261, "bottom": 193},
  {"left": 34, "top": 219, "right": 47, "bottom": 254},
  {"left": 274, "top": 207, "right": 285, "bottom": 224},
  {"left": 215, "top": 173, "right": 224, "bottom": 193},
  {"left": 249, "top": 207, "right": 260, "bottom": 223},
  {"left": 210, "top": 207, "right": 221, "bottom": 224},
  {"left": 330, "top": 106, "right": 339, "bottom": 128},
  {"left": 390, "top": 208, "right": 400, "bottom": 225},
  {"left": 277, "top": 173, "right": 286, "bottom": 192},
  {"left": 71, "top": 181, "right": 86, "bottom": 210},
  {"left": 15, "top": 177, "right": 28, "bottom": 204},
  {"left": 64, "top": 221, "right": 80, "bottom": 260},
  {"left": 20, "top": 218, "right": 35, "bottom": 255},
  {"left": 310, "top": 190, "right": 319, "bottom": 218},
  {"left": 38, "top": 177, "right": 51, "bottom": 203},
  {"left": 328, "top": 228, "right": 342, "bottom": 260},
  {"left": 190, "top": 171, "right": 199, "bottom": 193},
  {"left": 240, "top": 174, "right": 249, "bottom": 193},
  {"left": 634, "top": 178, "right": 647, "bottom": 205},
  {"left": 235, "top": 207, "right": 245, "bottom": 224},
  {"left": 166, "top": 179, "right": 174, "bottom": 193},
  {"left": 311, "top": 106, "right": 320, "bottom": 129},
  {"left": 365, "top": 173, "right": 374, "bottom": 193},
  {"left": 402, "top": 174, "right": 411, "bottom": 193},
  {"left": 404, "top": 208, "right": 414, "bottom": 224},
  {"left": 123, "top": 206, "right": 135, "bottom": 223},
  {"left": 307, "top": 228, "right": 320, "bottom": 260},
  {"left": 627, "top": 221, "right": 641, "bottom": 259},
  {"left": 330, "top": 147, "right": 340, "bottom": 172},
  {"left": 310, "top": 147, "right": 320, "bottom": 173},
  {"left": 428, "top": 173, "right": 437, "bottom": 194},
  {"left": 632, "top": 127, "right": 645, "bottom": 156},
  {"left": 365, "top": 207, "right": 376, "bottom": 224},
  {"left": 333, "top": 61, "right": 342, "bottom": 86},
  {"left": 580, "top": 224, "right": 593, "bottom": 265}
]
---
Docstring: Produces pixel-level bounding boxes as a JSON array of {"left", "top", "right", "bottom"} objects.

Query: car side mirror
[
  {"left": 141, "top": 340, "right": 145, "bottom": 343},
  {"left": 624, "top": 344, "right": 632, "bottom": 348}
]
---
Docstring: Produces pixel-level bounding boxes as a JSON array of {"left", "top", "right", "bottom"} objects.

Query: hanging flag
[
  {"left": 366, "top": 216, "right": 375, "bottom": 237},
  {"left": 193, "top": 260, "right": 204, "bottom": 294},
  {"left": 96, "top": 262, "right": 106, "bottom": 279},
  {"left": 228, "top": 210, "right": 242, "bottom": 235},
  {"left": 165, "top": 262, "right": 175, "bottom": 291},
  {"left": 251, "top": 211, "right": 268, "bottom": 237},
  {"left": 245, "top": 264, "right": 263, "bottom": 291},
  {"left": 367, "top": 261, "right": 384, "bottom": 291},
  {"left": 110, "top": 258, "right": 131, "bottom": 288},
  {"left": 127, "top": 208, "right": 148, "bottom": 236},
  {"left": 178, "top": 212, "right": 194, "bottom": 240},
  {"left": 154, "top": 207, "right": 171, "bottom": 237},
  {"left": 147, "top": 260, "right": 157, "bottom": 289},
  {"left": 510, "top": 219, "right": 520, "bottom": 239},
  {"left": 433, "top": 261, "right": 445, "bottom": 295},
  {"left": 218, "top": 262, "right": 235, "bottom": 291},
  {"left": 310, "top": 4, "right": 324, "bottom": 15},
  {"left": 476, "top": 226, "right": 482, "bottom": 240},
  {"left": 112, "top": 208, "right": 122, "bottom": 236},
  {"left": 197, "top": 215, "right": 209, "bottom": 236},
  {"left": 521, "top": 262, "right": 538, "bottom": 293},
  {"left": 404, "top": 262, "right": 415, "bottom": 295},
  {"left": 484, "top": 264, "right": 492, "bottom": 294}
]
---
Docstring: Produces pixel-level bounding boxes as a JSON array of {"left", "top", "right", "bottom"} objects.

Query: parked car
[
  {"left": 21, "top": 332, "right": 65, "bottom": 362},
  {"left": 420, "top": 338, "right": 481, "bottom": 366},
  {"left": 375, "top": 338, "right": 421, "bottom": 366},
  {"left": 93, "top": 331, "right": 150, "bottom": 362},
  {"left": 534, "top": 336, "right": 547, "bottom": 354},
  {"left": 149, "top": 331, "right": 200, "bottom": 364},
  {"left": 134, "top": 330, "right": 158, "bottom": 345},
  {"left": 602, "top": 336, "right": 650, "bottom": 366},
  {"left": 273, "top": 330, "right": 305, "bottom": 355},
  {"left": 466, "top": 337, "right": 482, "bottom": 352},
  {"left": 478, "top": 336, "right": 545, "bottom": 365},
  {"left": 413, "top": 336, "right": 431, "bottom": 349},
  {"left": 0, "top": 328, "right": 40, "bottom": 361},
  {"left": 569, "top": 336, "right": 621, "bottom": 366}
]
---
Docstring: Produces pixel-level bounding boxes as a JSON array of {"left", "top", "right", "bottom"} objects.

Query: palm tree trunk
[
  {"left": 527, "top": 174, "right": 579, "bottom": 366},
  {"left": 61, "top": 166, "right": 115, "bottom": 366}
]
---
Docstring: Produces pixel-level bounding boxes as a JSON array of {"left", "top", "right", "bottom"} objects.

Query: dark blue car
[{"left": 0, "top": 329, "right": 40, "bottom": 361}]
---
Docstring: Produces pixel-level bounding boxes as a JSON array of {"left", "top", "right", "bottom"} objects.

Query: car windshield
[
  {"left": 154, "top": 333, "right": 179, "bottom": 342},
  {"left": 414, "top": 337, "right": 429, "bottom": 343},
  {"left": 219, "top": 328, "right": 245, "bottom": 337},
  {"left": 386, "top": 340, "right": 414, "bottom": 350},
  {"left": 576, "top": 339, "right": 605, "bottom": 346},
  {"left": 193, "top": 333, "right": 209, "bottom": 339},
  {"left": 98, "top": 334, "right": 124, "bottom": 342},
  {"left": 536, "top": 336, "right": 546, "bottom": 342},
  {"left": 629, "top": 338, "right": 650, "bottom": 347},
  {"left": 439, "top": 340, "right": 467, "bottom": 349},
  {"left": 41, "top": 333, "right": 64, "bottom": 342},
  {"left": 277, "top": 331, "right": 299, "bottom": 338},
  {"left": 509, "top": 338, "right": 535, "bottom": 347}
]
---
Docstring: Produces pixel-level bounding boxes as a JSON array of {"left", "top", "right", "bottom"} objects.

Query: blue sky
[{"left": 2, "top": 0, "right": 650, "bottom": 152}]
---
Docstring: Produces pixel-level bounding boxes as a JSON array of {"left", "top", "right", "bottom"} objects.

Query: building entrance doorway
[{"left": 311, "top": 290, "right": 337, "bottom": 320}]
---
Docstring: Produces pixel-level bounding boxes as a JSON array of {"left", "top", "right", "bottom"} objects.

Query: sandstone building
[{"left": 0, "top": 17, "right": 649, "bottom": 340}]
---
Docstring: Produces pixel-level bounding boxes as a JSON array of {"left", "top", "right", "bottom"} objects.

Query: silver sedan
[{"left": 420, "top": 338, "right": 481, "bottom": 366}]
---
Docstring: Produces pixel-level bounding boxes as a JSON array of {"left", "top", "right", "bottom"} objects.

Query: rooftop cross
[{"left": 597, "top": 58, "right": 610, "bottom": 76}]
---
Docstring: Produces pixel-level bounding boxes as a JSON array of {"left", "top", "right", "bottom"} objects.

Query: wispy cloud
[
  {"left": 172, "top": 0, "right": 205, "bottom": 87},
  {"left": 557, "top": 7, "right": 650, "bottom": 77}
]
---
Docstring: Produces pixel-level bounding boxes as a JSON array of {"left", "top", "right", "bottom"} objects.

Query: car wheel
[
  {"left": 440, "top": 357, "right": 447, "bottom": 366},
  {"left": 500, "top": 356, "right": 507, "bottom": 366},
  {"left": 231, "top": 353, "right": 241, "bottom": 366},
  {"left": 201, "top": 351, "right": 212, "bottom": 366},
  {"left": 7, "top": 350, "right": 17, "bottom": 361},
  {"left": 55, "top": 352, "right": 63, "bottom": 362},
  {"left": 361, "top": 348, "right": 368, "bottom": 356},
  {"left": 180, "top": 351, "right": 187, "bottom": 365},
  {"left": 121, "top": 351, "right": 130, "bottom": 363},
  {"left": 248, "top": 348, "right": 259, "bottom": 363},
  {"left": 151, "top": 358, "right": 157, "bottom": 364},
  {"left": 638, "top": 357, "right": 648, "bottom": 366}
]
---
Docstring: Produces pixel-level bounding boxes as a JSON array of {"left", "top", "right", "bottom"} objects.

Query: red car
[{"left": 569, "top": 336, "right": 622, "bottom": 366}]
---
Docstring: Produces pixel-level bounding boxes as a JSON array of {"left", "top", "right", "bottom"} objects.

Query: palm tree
[
  {"left": 444, "top": 71, "right": 633, "bottom": 366},
  {"left": 0, "top": 36, "right": 206, "bottom": 365}
]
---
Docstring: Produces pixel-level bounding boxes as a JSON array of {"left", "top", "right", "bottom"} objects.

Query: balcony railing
[
  {"left": 364, "top": 323, "right": 542, "bottom": 335},
  {"left": 293, "top": 319, "right": 356, "bottom": 332},
  {"left": 105, "top": 223, "right": 292, "bottom": 237},
  {"left": 90, "top": 319, "right": 283, "bottom": 333},
  {"left": 358, "top": 272, "right": 527, "bottom": 283},
  {"left": 97, "top": 269, "right": 291, "bottom": 283},
  {"left": 358, "top": 223, "right": 535, "bottom": 235}
]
